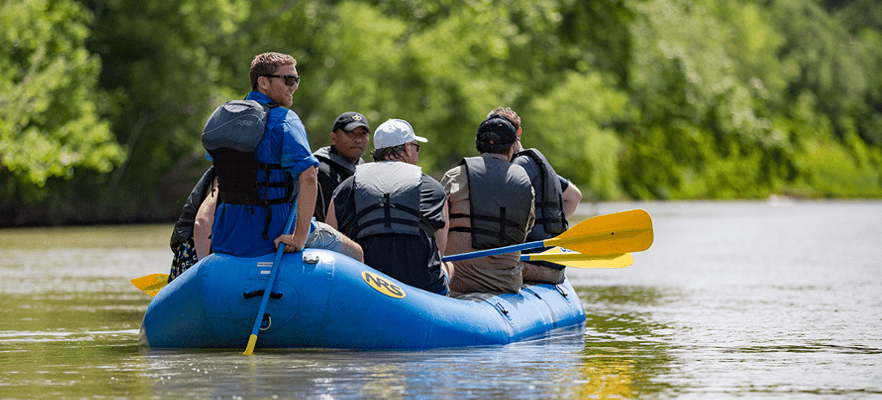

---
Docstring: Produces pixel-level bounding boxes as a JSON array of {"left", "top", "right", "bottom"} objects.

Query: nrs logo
[{"left": 361, "top": 271, "right": 405, "bottom": 299}]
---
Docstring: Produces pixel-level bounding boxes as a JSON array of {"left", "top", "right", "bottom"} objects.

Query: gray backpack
[{"left": 202, "top": 100, "right": 275, "bottom": 152}]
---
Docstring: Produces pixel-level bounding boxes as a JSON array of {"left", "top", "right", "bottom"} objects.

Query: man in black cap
[
  {"left": 493, "top": 107, "right": 583, "bottom": 285},
  {"left": 441, "top": 114, "right": 535, "bottom": 294},
  {"left": 313, "top": 111, "right": 371, "bottom": 221}
]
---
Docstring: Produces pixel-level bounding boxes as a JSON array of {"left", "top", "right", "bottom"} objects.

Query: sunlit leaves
[
  {"left": 0, "top": 0, "right": 124, "bottom": 201},
  {"left": 529, "top": 71, "right": 631, "bottom": 200}
]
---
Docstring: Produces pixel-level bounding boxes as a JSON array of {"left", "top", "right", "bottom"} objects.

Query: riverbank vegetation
[{"left": 2, "top": 0, "right": 880, "bottom": 226}]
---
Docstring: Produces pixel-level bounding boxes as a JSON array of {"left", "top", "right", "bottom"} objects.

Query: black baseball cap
[
  {"left": 476, "top": 115, "right": 518, "bottom": 145},
  {"left": 332, "top": 112, "right": 370, "bottom": 133}
]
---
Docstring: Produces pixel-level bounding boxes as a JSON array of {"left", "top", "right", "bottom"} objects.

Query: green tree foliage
[
  {"left": 620, "top": 0, "right": 882, "bottom": 199},
  {"left": 3, "top": 0, "right": 881, "bottom": 226},
  {"left": 0, "top": 0, "right": 124, "bottom": 205},
  {"left": 83, "top": 0, "right": 254, "bottom": 217}
]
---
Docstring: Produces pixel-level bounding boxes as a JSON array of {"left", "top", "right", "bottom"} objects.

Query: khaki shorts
[{"left": 305, "top": 221, "right": 344, "bottom": 252}]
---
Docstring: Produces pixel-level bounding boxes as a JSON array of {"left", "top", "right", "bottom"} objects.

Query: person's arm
[
  {"left": 274, "top": 166, "right": 318, "bottom": 252},
  {"left": 193, "top": 176, "right": 218, "bottom": 259},
  {"left": 326, "top": 199, "right": 338, "bottom": 229},
  {"left": 313, "top": 163, "right": 334, "bottom": 222},
  {"left": 561, "top": 182, "right": 582, "bottom": 219},
  {"left": 435, "top": 199, "right": 449, "bottom": 255}
]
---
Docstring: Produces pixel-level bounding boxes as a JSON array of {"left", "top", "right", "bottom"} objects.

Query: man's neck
[
  {"left": 481, "top": 152, "right": 511, "bottom": 162},
  {"left": 330, "top": 146, "right": 359, "bottom": 164}
]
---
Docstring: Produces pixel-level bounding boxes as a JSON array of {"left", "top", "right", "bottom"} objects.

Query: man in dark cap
[
  {"left": 440, "top": 114, "right": 535, "bottom": 294},
  {"left": 313, "top": 111, "right": 371, "bottom": 221},
  {"left": 492, "top": 107, "right": 583, "bottom": 285}
]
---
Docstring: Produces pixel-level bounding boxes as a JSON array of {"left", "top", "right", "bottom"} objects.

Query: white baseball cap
[{"left": 373, "top": 119, "right": 428, "bottom": 150}]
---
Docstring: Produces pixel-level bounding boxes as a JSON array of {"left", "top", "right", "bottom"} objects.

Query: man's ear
[
  {"left": 256, "top": 76, "right": 270, "bottom": 92},
  {"left": 329, "top": 130, "right": 339, "bottom": 146}
]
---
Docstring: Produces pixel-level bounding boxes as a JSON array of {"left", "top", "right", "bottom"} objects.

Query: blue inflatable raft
[{"left": 139, "top": 249, "right": 586, "bottom": 349}]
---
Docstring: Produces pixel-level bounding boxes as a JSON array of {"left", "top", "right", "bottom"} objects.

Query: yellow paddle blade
[
  {"left": 523, "top": 247, "right": 634, "bottom": 269},
  {"left": 545, "top": 209, "right": 653, "bottom": 256},
  {"left": 243, "top": 334, "right": 258, "bottom": 355},
  {"left": 130, "top": 273, "right": 170, "bottom": 297}
]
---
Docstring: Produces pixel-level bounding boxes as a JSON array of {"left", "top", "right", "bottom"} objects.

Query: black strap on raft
[{"left": 243, "top": 290, "right": 283, "bottom": 299}]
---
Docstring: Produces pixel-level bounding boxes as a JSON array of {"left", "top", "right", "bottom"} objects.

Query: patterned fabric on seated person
[{"left": 169, "top": 238, "right": 198, "bottom": 283}]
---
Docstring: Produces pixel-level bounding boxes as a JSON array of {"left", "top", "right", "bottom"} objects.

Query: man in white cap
[{"left": 327, "top": 119, "right": 451, "bottom": 295}]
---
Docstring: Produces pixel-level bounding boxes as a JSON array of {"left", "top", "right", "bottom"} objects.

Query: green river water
[{"left": 1, "top": 201, "right": 880, "bottom": 399}]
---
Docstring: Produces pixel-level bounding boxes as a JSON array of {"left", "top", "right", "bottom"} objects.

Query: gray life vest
[
  {"left": 349, "top": 161, "right": 429, "bottom": 240},
  {"left": 451, "top": 156, "right": 533, "bottom": 249},
  {"left": 514, "top": 148, "right": 567, "bottom": 240},
  {"left": 202, "top": 99, "right": 292, "bottom": 239}
]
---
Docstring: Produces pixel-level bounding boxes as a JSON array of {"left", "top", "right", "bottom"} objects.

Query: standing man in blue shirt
[{"left": 207, "top": 52, "right": 362, "bottom": 261}]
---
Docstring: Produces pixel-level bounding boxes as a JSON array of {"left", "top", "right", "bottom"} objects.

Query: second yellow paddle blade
[{"left": 524, "top": 247, "right": 634, "bottom": 269}]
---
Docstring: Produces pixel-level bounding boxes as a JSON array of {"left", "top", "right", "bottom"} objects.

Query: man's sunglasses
[{"left": 262, "top": 74, "right": 301, "bottom": 86}]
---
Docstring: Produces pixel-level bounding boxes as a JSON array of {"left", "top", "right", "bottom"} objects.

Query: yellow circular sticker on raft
[{"left": 361, "top": 271, "right": 406, "bottom": 299}]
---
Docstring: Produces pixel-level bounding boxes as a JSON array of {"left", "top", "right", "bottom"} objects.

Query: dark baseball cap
[
  {"left": 332, "top": 111, "right": 370, "bottom": 133},
  {"left": 476, "top": 115, "right": 518, "bottom": 145}
]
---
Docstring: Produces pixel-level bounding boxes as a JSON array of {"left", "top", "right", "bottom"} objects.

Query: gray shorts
[{"left": 305, "top": 221, "right": 344, "bottom": 252}]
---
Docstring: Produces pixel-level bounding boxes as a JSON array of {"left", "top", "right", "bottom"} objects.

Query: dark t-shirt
[{"left": 333, "top": 169, "right": 446, "bottom": 290}]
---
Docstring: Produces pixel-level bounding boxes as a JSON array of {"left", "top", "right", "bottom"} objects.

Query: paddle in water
[{"left": 442, "top": 209, "right": 653, "bottom": 262}]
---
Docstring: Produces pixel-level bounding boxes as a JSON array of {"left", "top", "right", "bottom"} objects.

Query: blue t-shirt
[{"left": 209, "top": 92, "right": 319, "bottom": 257}]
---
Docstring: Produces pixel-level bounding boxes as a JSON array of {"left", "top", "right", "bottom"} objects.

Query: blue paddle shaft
[
  {"left": 248, "top": 201, "right": 298, "bottom": 338},
  {"left": 442, "top": 241, "right": 541, "bottom": 262}
]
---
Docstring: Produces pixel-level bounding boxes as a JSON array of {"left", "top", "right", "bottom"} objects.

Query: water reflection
[
  {"left": 139, "top": 333, "right": 593, "bottom": 399},
  {"left": 578, "top": 285, "right": 679, "bottom": 399}
]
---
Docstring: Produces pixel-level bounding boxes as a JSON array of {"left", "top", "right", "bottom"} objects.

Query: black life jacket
[
  {"left": 347, "top": 162, "right": 433, "bottom": 240},
  {"left": 202, "top": 99, "right": 293, "bottom": 239},
  {"left": 450, "top": 156, "right": 533, "bottom": 249},
  {"left": 514, "top": 148, "right": 567, "bottom": 241},
  {"left": 314, "top": 146, "right": 362, "bottom": 177},
  {"left": 313, "top": 146, "right": 363, "bottom": 221}
]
